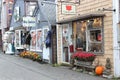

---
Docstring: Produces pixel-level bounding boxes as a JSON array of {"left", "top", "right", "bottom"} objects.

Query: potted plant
[{"left": 72, "top": 51, "right": 96, "bottom": 66}]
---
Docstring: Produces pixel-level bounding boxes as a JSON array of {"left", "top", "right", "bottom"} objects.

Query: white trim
[{"left": 113, "top": 0, "right": 120, "bottom": 77}]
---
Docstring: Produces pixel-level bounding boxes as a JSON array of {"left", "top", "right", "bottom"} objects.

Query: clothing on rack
[
  {"left": 25, "top": 31, "right": 31, "bottom": 45},
  {"left": 45, "top": 30, "right": 52, "bottom": 48}
]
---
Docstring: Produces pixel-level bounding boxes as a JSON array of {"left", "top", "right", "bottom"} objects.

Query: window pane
[
  {"left": 25, "top": 2, "right": 37, "bottom": 16},
  {"left": 87, "top": 18, "right": 103, "bottom": 54}
]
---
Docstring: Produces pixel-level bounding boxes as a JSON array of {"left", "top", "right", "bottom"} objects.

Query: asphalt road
[{"left": 0, "top": 53, "right": 108, "bottom": 80}]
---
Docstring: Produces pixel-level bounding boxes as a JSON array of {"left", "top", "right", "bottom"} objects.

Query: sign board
[
  {"left": 23, "top": 16, "right": 36, "bottom": 27},
  {"left": 62, "top": 3, "right": 76, "bottom": 14}
]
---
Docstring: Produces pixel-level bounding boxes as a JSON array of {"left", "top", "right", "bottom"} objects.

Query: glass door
[{"left": 62, "top": 24, "right": 70, "bottom": 62}]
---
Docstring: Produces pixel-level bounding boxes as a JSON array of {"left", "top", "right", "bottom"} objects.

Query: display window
[
  {"left": 15, "top": 30, "right": 23, "bottom": 49},
  {"left": 36, "top": 29, "right": 42, "bottom": 52},
  {"left": 30, "top": 29, "right": 43, "bottom": 52},
  {"left": 30, "top": 30, "right": 36, "bottom": 51},
  {"left": 73, "top": 17, "right": 104, "bottom": 54}
]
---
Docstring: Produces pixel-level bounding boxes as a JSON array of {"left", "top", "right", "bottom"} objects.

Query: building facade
[
  {"left": 9, "top": 0, "right": 57, "bottom": 63},
  {"left": 1, "top": 0, "right": 14, "bottom": 49},
  {"left": 56, "top": 0, "right": 120, "bottom": 77}
]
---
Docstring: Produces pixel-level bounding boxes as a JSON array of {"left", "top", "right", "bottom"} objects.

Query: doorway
[{"left": 62, "top": 24, "right": 72, "bottom": 63}]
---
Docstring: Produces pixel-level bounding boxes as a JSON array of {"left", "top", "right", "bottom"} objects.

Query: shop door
[
  {"left": 62, "top": 24, "right": 72, "bottom": 63},
  {"left": 42, "top": 28, "right": 50, "bottom": 63}
]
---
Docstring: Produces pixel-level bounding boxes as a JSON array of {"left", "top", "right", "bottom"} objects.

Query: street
[{"left": 0, "top": 53, "right": 108, "bottom": 80}]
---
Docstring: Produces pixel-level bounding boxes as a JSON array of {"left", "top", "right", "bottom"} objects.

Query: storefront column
[
  {"left": 57, "top": 25, "right": 62, "bottom": 64},
  {"left": 113, "top": 0, "right": 120, "bottom": 77}
]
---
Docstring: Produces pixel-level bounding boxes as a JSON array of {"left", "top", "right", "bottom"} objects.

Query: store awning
[{"left": 57, "top": 13, "right": 105, "bottom": 24}]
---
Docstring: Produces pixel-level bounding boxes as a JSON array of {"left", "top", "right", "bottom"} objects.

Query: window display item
[
  {"left": 93, "top": 18, "right": 102, "bottom": 27},
  {"left": 30, "top": 30, "right": 36, "bottom": 50},
  {"left": 69, "top": 45, "right": 74, "bottom": 52},
  {"left": 76, "top": 34, "right": 83, "bottom": 48},
  {"left": 36, "top": 29, "right": 42, "bottom": 52},
  {"left": 97, "top": 33, "right": 102, "bottom": 41},
  {"left": 25, "top": 31, "right": 31, "bottom": 45},
  {"left": 15, "top": 30, "right": 24, "bottom": 49},
  {"left": 45, "top": 30, "right": 52, "bottom": 48},
  {"left": 21, "top": 31, "right": 26, "bottom": 45},
  {"left": 3, "top": 31, "right": 15, "bottom": 54}
]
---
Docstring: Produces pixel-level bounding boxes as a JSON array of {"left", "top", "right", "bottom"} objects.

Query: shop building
[
  {"left": 31, "top": 0, "right": 57, "bottom": 63},
  {"left": 56, "top": 0, "right": 120, "bottom": 77},
  {"left": 9, "top": 0, "right": 57, "bottom": 63},
  {"left": 1, "top": 0, "right": 14, "bottom": 49}
]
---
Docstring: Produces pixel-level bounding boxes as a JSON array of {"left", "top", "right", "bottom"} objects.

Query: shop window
[
  {"left": 73, "top": 17, "right": 104, "bottom": 54},
  {"left": 87, "top": 18, "right": 103, "bottom": 53},
  {"left": 25, "top": 1, "right": 37, "bottom": 16},
  {"left": 74, "top": 21, "right": 86, "bottom": 51}
]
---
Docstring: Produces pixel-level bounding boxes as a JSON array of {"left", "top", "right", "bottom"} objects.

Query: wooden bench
[{"left": 74, "top": 61, "right": 95, "bottom": 72}]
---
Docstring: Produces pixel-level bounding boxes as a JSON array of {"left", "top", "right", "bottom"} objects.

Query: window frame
[
  {"left": 73, "top": 17, "right": 104, "bottom": 54},
  {"left": 87, "top": 18, "right": 104, "bottom": 54}
]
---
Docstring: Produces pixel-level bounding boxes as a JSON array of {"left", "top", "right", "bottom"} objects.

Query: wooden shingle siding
[{"left": 57, "top": 0, "right": 113, "bottom": 72}]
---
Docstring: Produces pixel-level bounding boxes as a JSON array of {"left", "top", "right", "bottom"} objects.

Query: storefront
[
  {"left": 57, "top": 13, "right": 105, "bottom": 64},
  {"left": 3, "top": 31, "right": 15, "bottom": 54}
]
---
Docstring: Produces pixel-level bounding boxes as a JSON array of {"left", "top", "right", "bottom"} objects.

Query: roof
[{"left": 57, "top": 12, "right": 105, "bottom": 24}]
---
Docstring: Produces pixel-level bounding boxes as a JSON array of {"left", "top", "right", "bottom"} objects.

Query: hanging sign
[
  {"left": 62, "top": 3, "right": 76, "bottom": 14},
  {"left": 23, "top": 16, "right": 36, "bottom": 27}
]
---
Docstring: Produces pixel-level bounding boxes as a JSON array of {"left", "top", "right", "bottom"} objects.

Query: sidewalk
[{"left": 0, "top": 51, "right": 109, "bottom": 80}]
